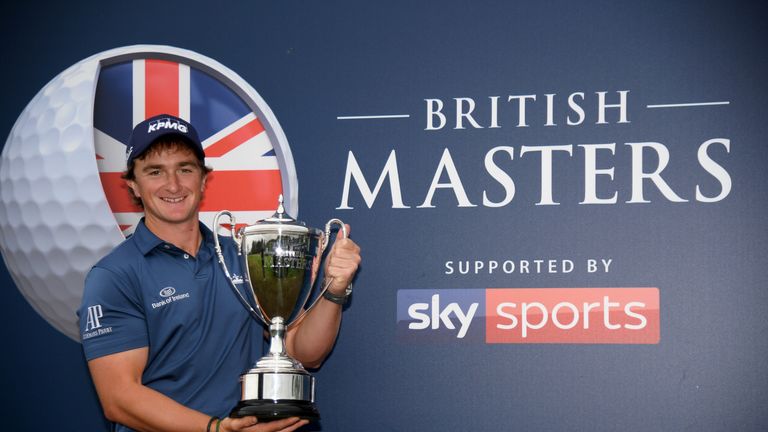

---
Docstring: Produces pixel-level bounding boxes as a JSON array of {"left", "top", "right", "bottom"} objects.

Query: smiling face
[{"left": 126, "top": 143, "right": 207, "bottom": 234}]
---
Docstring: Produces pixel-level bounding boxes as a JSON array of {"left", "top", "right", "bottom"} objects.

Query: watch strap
[{"left": 322, "top": 286, "right": 351, "bottom": 305}]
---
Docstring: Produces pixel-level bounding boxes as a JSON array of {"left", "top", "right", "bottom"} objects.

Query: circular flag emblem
[{"left": 0, "top": 45, "right": 299, "bottom": 341}]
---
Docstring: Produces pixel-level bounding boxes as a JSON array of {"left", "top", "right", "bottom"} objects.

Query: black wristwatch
[{"left": 322, "top": 285, "right": 352, "bottom": 305}]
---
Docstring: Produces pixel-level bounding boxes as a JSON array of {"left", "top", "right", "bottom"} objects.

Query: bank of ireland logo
[{"left": 0, "top": 45, "right": 299, "bottom": 341}]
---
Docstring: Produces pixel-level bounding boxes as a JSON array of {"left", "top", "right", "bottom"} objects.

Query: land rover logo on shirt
[{"left": 160, "top": 287, "right": 177, "bottom": 298}]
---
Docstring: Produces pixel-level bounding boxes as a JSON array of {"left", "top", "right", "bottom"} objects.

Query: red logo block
[{"left": 485, "top": 288, "right": 660, "bottom": 344}]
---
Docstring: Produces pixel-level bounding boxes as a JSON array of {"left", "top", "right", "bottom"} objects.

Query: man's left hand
[{"left": 323, "top": 224, "right": 361, "bottom": 295}]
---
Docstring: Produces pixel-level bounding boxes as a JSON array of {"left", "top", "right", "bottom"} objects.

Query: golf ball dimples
[{"left": 0, "top": 55, "right": 124, "bottom": 341}]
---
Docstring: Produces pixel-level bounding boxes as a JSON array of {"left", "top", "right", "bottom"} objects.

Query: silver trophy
[{"left": 213, "top": 196, "right": 348, "bottom": 421}]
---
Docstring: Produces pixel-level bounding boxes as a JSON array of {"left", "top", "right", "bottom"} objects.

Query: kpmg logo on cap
[{"left": 148, "top": 117, "right": 188, "bottom": 134}]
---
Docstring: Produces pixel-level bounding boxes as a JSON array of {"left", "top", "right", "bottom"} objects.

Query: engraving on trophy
[{"left": 244, "top": 234, "right": 312, "bottom": 321}]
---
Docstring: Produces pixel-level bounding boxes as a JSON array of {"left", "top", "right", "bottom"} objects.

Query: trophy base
[{"left": 230, "top": 399, "right": 320, "bottom": 421}]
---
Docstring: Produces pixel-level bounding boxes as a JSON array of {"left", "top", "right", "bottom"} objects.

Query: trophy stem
[{"left": 268, "top": 317, "right": 287, "bottom": 357}]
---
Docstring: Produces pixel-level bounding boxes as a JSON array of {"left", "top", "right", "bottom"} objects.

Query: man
[{"left": 78, "top": 114, "right": 361, "bottom": 432}]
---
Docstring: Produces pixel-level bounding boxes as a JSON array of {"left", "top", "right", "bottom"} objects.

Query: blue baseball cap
[{"left": 125, "top": 114, "right": 205, "bottom": 166}]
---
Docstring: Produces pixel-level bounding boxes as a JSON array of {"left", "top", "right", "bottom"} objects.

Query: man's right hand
[
  {"left": 220, "top": 416, "right": 308, "bottom": 432},
  {"left": 88, "top": 348, "right": 309, "bottom": 432}
]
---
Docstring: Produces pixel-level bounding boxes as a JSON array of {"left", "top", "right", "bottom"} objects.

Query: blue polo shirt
[{"left": 78, "top": 219, "right": 263, "bottom": 428}]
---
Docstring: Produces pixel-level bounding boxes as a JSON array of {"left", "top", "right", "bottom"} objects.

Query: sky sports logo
[{"left": 397, "top": 288, "right": 659, "bottom": 344}]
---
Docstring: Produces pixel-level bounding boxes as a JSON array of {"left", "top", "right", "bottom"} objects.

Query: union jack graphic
[{"left": 94, "top": 58, "right": 285, "bottom": 235}]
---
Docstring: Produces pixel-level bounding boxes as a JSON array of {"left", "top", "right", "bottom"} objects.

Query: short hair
[{"left": 121, "top": 136, "right": 213, "bottom": 208}]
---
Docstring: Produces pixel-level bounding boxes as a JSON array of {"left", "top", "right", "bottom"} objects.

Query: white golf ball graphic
[{"left": 0, "top": 45, "right": 297, "bottom": 341}]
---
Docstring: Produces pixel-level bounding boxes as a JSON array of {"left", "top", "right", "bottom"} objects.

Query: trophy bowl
[{"left": 213, "top": 196, "right": 347, "bottom": 421}]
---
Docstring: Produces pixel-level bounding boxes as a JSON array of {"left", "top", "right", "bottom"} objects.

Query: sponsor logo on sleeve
[{"left": 82, "top": 304, "right": 113, "bottom": 340}]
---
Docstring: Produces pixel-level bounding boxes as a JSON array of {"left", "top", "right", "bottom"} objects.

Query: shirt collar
[
  {"left": 199, "top": 222, "right": 215, "bottom": 250},
  {"left": 132, "top": 218, "right": 214, "bottom": 256},
  {"left": 132, "top": 219, "right": 164, "bottom": 255}
]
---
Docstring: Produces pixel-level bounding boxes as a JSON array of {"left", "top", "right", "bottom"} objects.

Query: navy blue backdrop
[{"left": 1, "top": 1, "right": 767, "bottom": 430}]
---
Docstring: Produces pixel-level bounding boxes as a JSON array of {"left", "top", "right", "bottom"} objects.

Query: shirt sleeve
[{"left": 78, "top": 266, "right": 149, "bottom": 360}]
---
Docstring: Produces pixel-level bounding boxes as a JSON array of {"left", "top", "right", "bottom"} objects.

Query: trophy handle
[
  {"left": 322, "top": 218, "right": 348, "bottom": 250},
  {"left": 288, "top": 218, "right": 350, "bottom": 328},
  {"left": 213, "top": 210, "right": 264, "bottom": 323}
]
